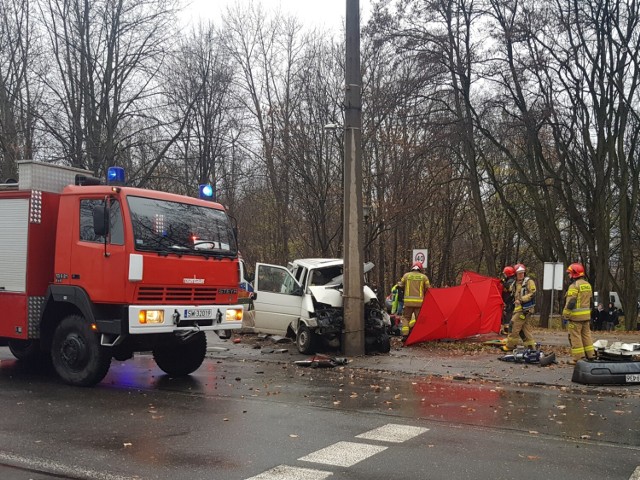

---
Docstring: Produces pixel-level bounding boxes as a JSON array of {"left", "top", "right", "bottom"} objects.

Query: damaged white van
[{"left": 252, "top": 258, "right": 391, "bottom": 354}]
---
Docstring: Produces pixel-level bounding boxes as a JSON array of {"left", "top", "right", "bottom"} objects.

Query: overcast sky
[{"left": 180, "top": 0, "right": 373, "bottom": 33}]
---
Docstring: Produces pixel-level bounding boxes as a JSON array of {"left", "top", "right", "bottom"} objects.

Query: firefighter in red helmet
[
  {"left": 397, "top": 261, "right": 431, "bottom": 341},
  {"left": 504, "top": 263, "right": 537, "bottom": 351},
  {"left": 503, "top": 265, "right": 516, "bottom": 278},
  {"left": 499, "top": 266, "right": 516, "bottom": 335},
  {"left": 563, "top": 263, "right": 595, "bottom": 364}
]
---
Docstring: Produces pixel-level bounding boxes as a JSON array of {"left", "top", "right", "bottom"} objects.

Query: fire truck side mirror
[{"left": 93, "top": 205, "right": 110, "bottom": 237}]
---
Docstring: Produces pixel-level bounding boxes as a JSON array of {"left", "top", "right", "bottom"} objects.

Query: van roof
[{"left": 290, "top": 258, "right": 344, "bottom": 269}]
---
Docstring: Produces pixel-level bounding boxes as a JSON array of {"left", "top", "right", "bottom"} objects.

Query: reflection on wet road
[
  {"left": 1, "top": 348, "right": 639, "bottom": 480},
  {"left": 101, "top": 353, "right": 640, "bottom": 446}
]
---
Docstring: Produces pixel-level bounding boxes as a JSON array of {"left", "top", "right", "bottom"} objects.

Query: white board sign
[{"left": 543, "top": 262, "right": 564, "bottom": 290}]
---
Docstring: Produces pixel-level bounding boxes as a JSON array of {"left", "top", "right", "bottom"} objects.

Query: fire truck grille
[{"left": 136, "top": 286, "right": 218, "bottom": 303}]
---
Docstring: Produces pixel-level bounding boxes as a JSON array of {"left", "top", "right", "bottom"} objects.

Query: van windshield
[{"left": 127, "top": 196, "right": 237, "bottom": 257}]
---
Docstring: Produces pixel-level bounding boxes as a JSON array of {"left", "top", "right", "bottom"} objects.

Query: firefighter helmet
[
  {"left": 412, "top": 261, "right": 423, "bottom": 271},
  {"left": 515, "top": 263, "right": 526, "bottom": 273},
  {"left": 503, "top": 266, "right": 516, "bottom": 277},
  {"left": 567, "top": 263, "right": 585, "bottom": 279}
]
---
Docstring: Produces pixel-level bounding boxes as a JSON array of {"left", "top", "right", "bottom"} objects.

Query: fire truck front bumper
[{"left": 127, "top": 304, "right": 244, "bottom": 334}]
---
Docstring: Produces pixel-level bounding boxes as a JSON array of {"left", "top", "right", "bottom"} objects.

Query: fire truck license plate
[
  {"left": 183, "top": 308, "right": 213, "bottom": 319},
  {"left": 626, "top": 374, "right": 640, "bottom": 383}
]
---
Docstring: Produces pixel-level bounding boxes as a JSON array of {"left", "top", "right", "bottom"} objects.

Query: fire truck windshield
[{"left": 127, "top": 195, "right": 237, "bottom": 257}]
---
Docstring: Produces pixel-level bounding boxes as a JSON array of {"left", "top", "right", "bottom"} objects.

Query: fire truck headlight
[
  {"left": 139, "top": 310, "right": 164, "bottom": 324},
  {"left": 225, "top": 309, "right": 243, "bottom": 322}
]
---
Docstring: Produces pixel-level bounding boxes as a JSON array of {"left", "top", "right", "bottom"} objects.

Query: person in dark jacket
[
  {"left": 595, "top": 303, "right": 607, "bottom": 331},
  {"left": 606, "top": 303, "right": 618, "bottom": 331},
  {"left": 590, "top": 306, "right": 598, "bottom": 330}
]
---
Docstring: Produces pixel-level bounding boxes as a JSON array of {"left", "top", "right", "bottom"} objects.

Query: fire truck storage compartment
[{"left": 0, "top": 161, "right": 91, "bottom": 339}]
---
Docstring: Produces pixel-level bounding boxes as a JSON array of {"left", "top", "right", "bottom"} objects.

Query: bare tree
[
  {"left": 222, "top": 2, "right": 308, "bottom": 264},
  {"left": 286, "top": 35, "right": 344, "bottom": 257},
  {"left": 0, "top": 0, "right": 40, "bottom": 178},
  {"left": 160, "top": 22, "right": 239, "bottom": 201},
  {"left": 36, "top": 0, "right": 180, "bottom": 177},
  {"left": 536, "top": 0, "right": 640, "bottom": 327}
]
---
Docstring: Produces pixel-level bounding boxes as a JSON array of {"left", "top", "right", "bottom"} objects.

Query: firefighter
[
  {"left": 397, "top": 261, "right": 431, "bottom": 341},
  {"left": 500, "top": 266, "right": 516, "bottom": 335},
  {"left": 562, "top": 263, "right": 595, "bottom": 364},
  {"left": 503, "top": 263, "right": 537, "bottom": 351}
]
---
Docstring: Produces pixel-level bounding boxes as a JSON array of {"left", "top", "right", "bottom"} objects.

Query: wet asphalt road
[{"left": 0, "top": 342, "right": 639, "bottom": 480}]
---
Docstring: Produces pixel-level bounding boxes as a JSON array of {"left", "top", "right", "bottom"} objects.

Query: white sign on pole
[
  {"left": 543, "top": 262, "right": 564, "bottom": 290},
  {"left": 412, "top": 249, "right": 428, "bottom": 268},
  {"left": 543, "top": 262, "right": 564, "bottom": 324}
]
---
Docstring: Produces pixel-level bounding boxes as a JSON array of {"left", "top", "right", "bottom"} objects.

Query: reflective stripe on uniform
[
  {"left": 403, "top": 273, "right": 428, "bottom": 305},
  {"left": 404, "top": 298, "right": 423, "bottom": 306},
  {"left": 564, "top": 279, "right": 592, "bottom": 321},
  {"left": 404, "top": 275, "right": 425, "bottom": 300},
  {"left": 571, "top": 346, "right": 586, "bottom": 355}
]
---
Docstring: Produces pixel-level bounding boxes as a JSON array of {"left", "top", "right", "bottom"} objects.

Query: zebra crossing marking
[
  {"left": 245, "top": 423, "right": 429, "bottom": 479},
  {"left": 298, "top": 441, "right": 388, "bottom": 467},
  {"left": 355, "top": 423, "right": 430, "bottom": 443},
  {"left": 245, "top": 465, "right": 333, "bottom": 480}
]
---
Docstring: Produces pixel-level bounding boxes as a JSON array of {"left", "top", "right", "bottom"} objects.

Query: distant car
[{"left": 251, "top": 258, "right": 391, "bottom": 354}]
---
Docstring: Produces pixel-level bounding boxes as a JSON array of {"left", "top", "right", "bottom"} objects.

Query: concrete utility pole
[{"left": 342, "top": 0, "right": 365, "bottom": 356}]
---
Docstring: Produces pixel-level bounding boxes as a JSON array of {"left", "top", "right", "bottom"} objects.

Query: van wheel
[
  {"left": 8, "top": 339, "right": 45, "bottom": 363},
  {"left": 153, "top": 331, "right": 207, "bottom": 376},
  {"left": 296, "top": 325, "right": 316, "bottom": 354},
  {"left": 217, "top": 329, "right": 232, "bottom": 339},
  {"left": 378, "top": 334, "right": 391, "bottom": 354},
  {"left": 51, "top": 315, "right": 111, "bottom": 386}
]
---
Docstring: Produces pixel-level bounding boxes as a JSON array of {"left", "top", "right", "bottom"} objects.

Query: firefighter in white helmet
[
  {"left": 503, "top": 263, "right": 537, "bottom": 351},
  {"left": 397, "top": 261, "right": 431, "bottom": 341}
]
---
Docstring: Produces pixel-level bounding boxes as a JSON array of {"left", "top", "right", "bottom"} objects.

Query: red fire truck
[{"left": 0, "top": 161, "right": 243, "bottom": 386}]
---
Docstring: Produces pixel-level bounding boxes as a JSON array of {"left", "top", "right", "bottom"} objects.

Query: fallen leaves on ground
[{"left": 391, "top": 336, "right": 572, "bottom": 358}]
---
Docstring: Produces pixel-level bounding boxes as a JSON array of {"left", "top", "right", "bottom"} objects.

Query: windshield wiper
[{"left": 151, "top": 244, "right": 189, "bottom": 257}]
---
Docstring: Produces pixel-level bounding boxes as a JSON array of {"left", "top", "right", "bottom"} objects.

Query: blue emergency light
[
  {"left": 107, "top": 166, "right": 125, "bottom": 185},
  {"left": 199, "top": 184, "right": 215, "bottom": 200}
]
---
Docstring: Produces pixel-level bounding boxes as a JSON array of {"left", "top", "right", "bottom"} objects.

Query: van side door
[{"left": 252, "top": 263, "right": 303, "bottom": 335}]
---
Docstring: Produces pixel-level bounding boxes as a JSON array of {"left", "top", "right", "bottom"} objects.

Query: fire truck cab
[{"left": 0, "top": 161, "right": 243, "bottom": 386}]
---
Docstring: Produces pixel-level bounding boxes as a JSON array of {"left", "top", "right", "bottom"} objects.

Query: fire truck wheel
[
  {"left": 296, "top": 325, "right": 316, "bottom": 355},
  {"left": 51, "top": 315, "right": 112, "bottom": 387},
  {"left": 8, "top": 339, "right": 46, "bottom": 363},
  {"left": 153, "top": 331, "right": 207, "bottom": 376}
]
